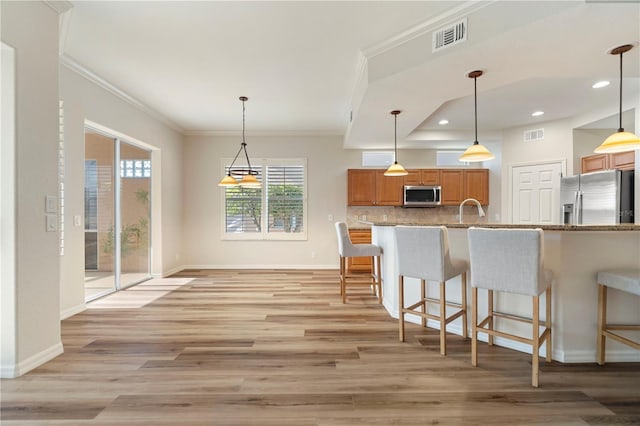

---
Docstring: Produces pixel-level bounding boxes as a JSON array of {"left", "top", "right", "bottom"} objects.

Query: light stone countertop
[{"left": 358, "top": 221, "right": 640, "bottom": 231}]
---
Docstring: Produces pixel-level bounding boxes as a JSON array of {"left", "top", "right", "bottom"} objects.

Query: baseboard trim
[
  {"left": 1, "top": 341, "right": 63, "bottom": 378},
  {"left": 60, "top": 303, "right": 86, "bottom": 320},
  {"left": 181, "top": 264, "right": 337, "bottom": 271}
]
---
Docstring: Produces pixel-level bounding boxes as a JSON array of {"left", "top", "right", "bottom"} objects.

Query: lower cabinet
[{"left": 347, "top": 229, "right": 372, "bottom": 273}]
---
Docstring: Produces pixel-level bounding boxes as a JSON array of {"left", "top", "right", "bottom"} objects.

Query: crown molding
[
  {"left": 362, "top": 0, "right": 496, "bottom": 59},
  {"left": 184, "top": 129, "right": 343, "bottom": 138},
  {"left": 44, "top": 0, "right": 73, "bottom": 14},
  {"left": 60, "top": 54, "right": 185, "bottom": 134},
  {"left": 58, "top": 6, "right": 73, "bottom": 56}
]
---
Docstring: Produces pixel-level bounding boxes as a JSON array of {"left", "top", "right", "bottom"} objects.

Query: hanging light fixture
[
  {"left": 384, "top": 110, "right": 408, "bottom": 176},
  {"left": 594, "top": 44, "right": 640, "bottom": 153},
  {"left": 459, "top": 70, "right": 495, "bottom": 163},
  {"left": 218, "top": 96, "right": 261, "bottom": 188}
]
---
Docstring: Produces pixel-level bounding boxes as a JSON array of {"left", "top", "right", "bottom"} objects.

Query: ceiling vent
[
  {"left": 524, "top": 128, "right": 545, "bottom": 142},
  {"left": 432, "top": 18, "right": 467, "bottom": 52},
  {"left": 362, "top": 151, "right": 394, "bottom": 167}
]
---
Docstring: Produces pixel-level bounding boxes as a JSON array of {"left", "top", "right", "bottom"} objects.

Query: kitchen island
[{"left": 369, "top": 222, "right": 640, "bottom": 363}]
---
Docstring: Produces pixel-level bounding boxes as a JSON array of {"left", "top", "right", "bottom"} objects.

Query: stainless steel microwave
[{"left": 403, "top": 185, "right": 441, "bottom": 207}]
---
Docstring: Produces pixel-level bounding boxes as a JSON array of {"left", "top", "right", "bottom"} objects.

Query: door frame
[
  {"left": 84, "top": 121, "right": 155, "bottom": 300},
  {"left": 508, "top": 159, "right": 566, "bottom": 224}
]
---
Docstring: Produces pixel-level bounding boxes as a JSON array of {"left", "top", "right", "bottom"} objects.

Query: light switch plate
[
  {"left": 45, "top": 195, "right": 57, "bottom": 213},
  {"left": 74, "top": 215, "right": 82, "bottom": 227}
]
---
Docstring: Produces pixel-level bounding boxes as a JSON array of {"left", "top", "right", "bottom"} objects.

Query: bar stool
[
  {"left": 467, "top": 227, "right": 553, "bottom": 387},
  {"left": 334, "top": 222, "right": 382, "bottom": 304},
  {"left": 596, "top": 269, "right": 640, "bottom": 365},
  {"left": 395, "top": 226, "right": 468, "bottom": 356}
]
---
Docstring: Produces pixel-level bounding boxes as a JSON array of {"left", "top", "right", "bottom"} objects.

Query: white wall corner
[
  {"left": 1, "top": 342, "right": 63, "bottom": 379},
  {"left": 60, "top": 303, "right": 86, "bottom": 320}
]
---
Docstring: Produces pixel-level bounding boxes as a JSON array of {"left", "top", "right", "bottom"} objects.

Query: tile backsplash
[{"left": 346, "top": 206, "right": 489, "bottom": 228}]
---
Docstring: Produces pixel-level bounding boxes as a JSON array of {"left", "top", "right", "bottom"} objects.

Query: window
[
  {"left": 222, "top": 158, "right": 307, "bottom": 240},
  {"left": 120, "top": 159, "right": 151, "bottom": 178}
]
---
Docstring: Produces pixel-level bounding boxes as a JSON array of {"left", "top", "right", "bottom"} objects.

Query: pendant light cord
[
  {"left": 474, "top": 75, "right": 478, "bottom": 143},
  {"left": 618, "top": 50, "right": 624, "bottom": 132},
  {"left": 394, "top": 113, "right": 398, "bottom": 163},
  {"left": 240, "top": 97, "right": 254, "bottom": 173}
]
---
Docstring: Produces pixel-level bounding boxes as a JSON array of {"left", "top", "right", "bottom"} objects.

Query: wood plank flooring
[{"left": 2, "top": 269, "right": 639, "bottom": 425}]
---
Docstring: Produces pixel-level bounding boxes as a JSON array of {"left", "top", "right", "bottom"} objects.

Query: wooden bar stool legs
[
  {"left": 395, "top": 226, "right": 468, "bottom": 356},
  {"left": 596, "top": 270, "right": 640, "bottom": 365}
]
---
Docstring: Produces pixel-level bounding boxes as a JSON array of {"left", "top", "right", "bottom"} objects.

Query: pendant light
[
  {"left": 218, "top": 96, "right": 261, "bottom": 188},
  {"left": 459, "top": 70, "right": 495, "bottom": 162},
  {"left": 594, "top": 44, "right": 640, "bottom": 153},
  {"left": 384, "top": 110, "right": 408, "bottom": 176}
]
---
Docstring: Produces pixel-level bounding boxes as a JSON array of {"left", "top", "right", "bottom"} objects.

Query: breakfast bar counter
[{"left": 368, "top": 222, "right": 640, "bottom": 363}]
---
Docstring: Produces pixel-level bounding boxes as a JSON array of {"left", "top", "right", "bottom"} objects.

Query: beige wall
[
  {"left": 59, "top": 65, "right": 185, "bottom": 318},
  {"left": 1, "top": 1, "right": 62, "bottom": 377},
  {"left": 182, "top": 138, "right": 503, "bottom": 268},
  {"left": 183, "top": 134, "right": 356, "bottom": 267}
]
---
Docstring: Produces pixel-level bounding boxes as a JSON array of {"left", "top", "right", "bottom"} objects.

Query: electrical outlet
[
  {"left": 46, "top": 214, "right": 57, "bottom": 232},
  {"left": 328, "top": 214, "right": 333, "bottom": 221}
]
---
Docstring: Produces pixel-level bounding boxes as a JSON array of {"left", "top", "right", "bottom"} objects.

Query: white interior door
[{"left": 512, "top": 162, "right": 563, "bottom": 224}]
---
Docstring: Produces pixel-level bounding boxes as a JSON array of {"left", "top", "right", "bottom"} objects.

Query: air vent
[
  {"left": 524, "top": 128, "right": 544, "bottom": 142},
  {"left": 362, "top": 151, "right": 394, "bottom": 167},
  {"left": 432, "top": 18, "right": 467, "bottom": 52}
]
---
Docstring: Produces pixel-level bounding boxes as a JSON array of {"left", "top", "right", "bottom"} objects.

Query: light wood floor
[{"left": 2, "top": 269, "right": 639, "bottom": 425}]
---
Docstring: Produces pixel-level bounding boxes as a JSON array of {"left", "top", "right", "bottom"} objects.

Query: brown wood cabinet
[
  {"left": 464, "top": 169, "right": 490, "bottom": 205},
  {"left": 610, "top": 151, "right": 635, "bottom": 171},
  {"left": 441, "top": 169, "right": 489, "bottom": 206},
  {"left": 440, "top": 170, "right": 464, "bottom": 205},
  {"left": 404, "top": 169, "right": 440, "bottom": 186},
  {"left": 347, "top": 168, "right": 489, "bottom": 207},
  {"left": 347, "top": 229, "right": 372, "bottom": 273},
  {"left": 581, "top": 154, "right": 609, "bottom": 173},
  {"left": 581, "top": 152, "right": 635, "bottom": 173},
  {"left": 374, "top": 170, "right": 404, "bottom": 206},
  {"left": 347, "top": 169, "right": 376, "bottom": 206},
  {"left": 347, "top": 169, "right": 403, "bottom": 206}
]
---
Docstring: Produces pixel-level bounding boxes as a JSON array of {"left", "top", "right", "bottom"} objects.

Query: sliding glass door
[
  {"left": 119, "top": 143, "right": 151, "bottom": 288},
  {"left": 84, "top": 128, "right": 151, "bottom": 301}
]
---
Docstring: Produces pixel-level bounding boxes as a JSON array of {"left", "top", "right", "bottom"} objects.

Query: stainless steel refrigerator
[{"left": 560, "top": 170, "right": 634, "bottom": 225}]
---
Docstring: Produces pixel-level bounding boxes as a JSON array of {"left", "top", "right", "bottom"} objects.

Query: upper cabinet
[
  {"left": 581, "top": 153, "right": 609, "bottom": 173},
  {"left": 581, "top": 152, "right": 635, "bottom": 173},
  {"left": 464, "top": 169, "right": 490, "bottom": 205},
  {"left": 375, "top": 170, "right": 404, "bottom": 206},
  {"left": 347, "top": 169, "right": 376, "bottom": 205},
  {"left": 440, "top": 169, "right": 489, "bottom": 206},
  {"left": 347, "top": 169, "right": 403, "bottom": 206},
  {"left": 609, "top": 151, "right": 635, "bottom": 171},
  {"left": 347, "top": 168, "right": 489, "bottom": 207},
  {"left": 440, "top": 170, "right": 464, "bottom": 205},
  {"left": 404, "top": 169, "right": 440, "bottom": 186}
]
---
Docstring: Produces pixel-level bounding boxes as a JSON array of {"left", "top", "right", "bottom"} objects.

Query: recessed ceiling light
[
  {"left": 592, "top": 80, "right": 610, "bottom": 89},
  {"left": 531, "top": 111, "right": 544, "bottom": 117},
  {"left": 438, "top": 119, "right": 449, "bottom": 125}
]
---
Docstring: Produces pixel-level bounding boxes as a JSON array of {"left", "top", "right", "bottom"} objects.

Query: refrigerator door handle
[{"left": 576, "top": 190, "right": 583, "bottom": 225}]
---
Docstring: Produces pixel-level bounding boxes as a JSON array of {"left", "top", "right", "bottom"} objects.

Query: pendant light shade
[
  {"left": 218, "top": 96, "right": 261, "bottom": 187},
  {"left": 459, "top": 70, "right": 495, "bottom": 163},
  {"left": 594, "top": 44, "right": 640, "bottom": 154},
  {"left": 384, "top": 110, "right": 408, "bottom": 176}
]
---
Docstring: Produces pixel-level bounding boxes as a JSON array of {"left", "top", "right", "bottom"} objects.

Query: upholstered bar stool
[
  {"left": 596, "top": 269, "right": 640, "bottom": 365},
  {"left": 395, "top": 226, "right": 468, "bottom": 356},
  {"left": 467, "top": 227, "right": 553, "bottom": 387},
  {"left": 335, "top": 222, "right": 382, "bottom": 304}
]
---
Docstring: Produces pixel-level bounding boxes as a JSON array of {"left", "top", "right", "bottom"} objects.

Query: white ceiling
[{"left": 61, "top": 1, "right": 640, "bottom": 149}]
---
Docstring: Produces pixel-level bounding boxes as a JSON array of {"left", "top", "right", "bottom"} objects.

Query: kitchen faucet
[{"left": 459, "top": 198, "right": 485, "bottom": 224}]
